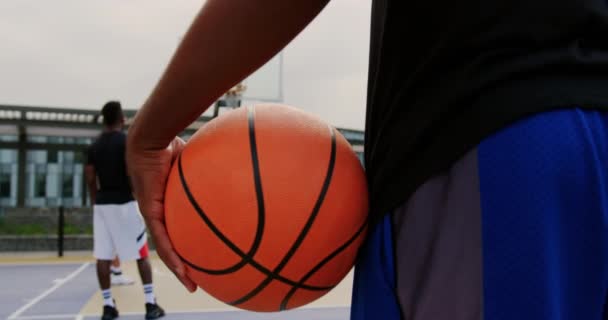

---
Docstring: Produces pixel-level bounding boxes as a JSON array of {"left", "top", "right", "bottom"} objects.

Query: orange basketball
[{"left": 164, "top": 104, "right": 368, "bottom": 312}]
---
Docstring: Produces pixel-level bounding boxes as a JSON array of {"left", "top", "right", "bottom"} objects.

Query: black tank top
[
  {"left": 87, "top": 131, "right": 134, "bottom": 205},
  {"left": 365, "top": 0, "right": 608, "bottom": 220}
]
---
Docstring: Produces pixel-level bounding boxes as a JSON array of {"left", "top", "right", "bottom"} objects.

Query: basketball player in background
[
  {"left": 85, "top": 101, "right": 165, "bottom": 320},
  {"left": 126, "top": 0, "right": 608, "bottom": 319}
]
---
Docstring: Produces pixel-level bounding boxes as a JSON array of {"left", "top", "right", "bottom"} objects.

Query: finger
[
  {"left": 173, "top": 136, "right": 186, "bottom": 149},
  {"left": 181, "top": 267, "right": 198, "bottom": 293},
  {"left": 149, "top": 216, "right": 197, "bottom": 292},
  {"left": 148, "top": 220, "right": 182, "bottom": 275},
  {"left": 170, "top": 137, "right": 186, "bottom": 164},
  {"left": 177, "top": 269, "right": 197, "bottom": 292}
]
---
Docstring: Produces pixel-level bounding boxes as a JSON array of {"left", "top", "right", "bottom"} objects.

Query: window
[
  {"left": 23, "top": 149, "right": 88, "bottom": 207},
  {"left": 26, "top": 152, "right": 48, "bottom": 206},
  {"left": 35, "top": 170, "right": 46, "bottom": 198},
  {"left": 0, "top": 149, "right": 17, "bottom": 163},
  {"left": 76, "top": 137, "right": 93, "bottom": 145},
  {"left": 62, "top": 172, "right": 73, "bottom": 198},
  {"left": 27, "top": 150, "right": 47, "bottom": 163},
  {"left": 48, "top": 136, "right": 64, "bottom": 144},
  {"left": 75, "top": 151, "right": 85, "bottom": 163},
  {"left": 48, "top": 150, "right": 58, "bottom": 163},
  {"left": 0, "top": 172, "right": 10, "bottom": 197},
  {"left": 0, "top": 135, "right": 18, "bottom": 142},
  {"left": 27, "top": 136, "right": 94, "bottom": 145},
  {"left": 0, "top": 151, "right": 18, "bottom": 207},
  {"left": 62, "top": 151, "right": 75, "bottom": 164},
  {"left": 27, "top": 136, "right": 47, "bottom": 143},
  {"left": 356, "top": 152, "right": 364, "bottom": 165}
]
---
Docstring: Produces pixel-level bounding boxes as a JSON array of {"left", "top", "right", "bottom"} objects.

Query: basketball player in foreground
[
  {"left": 126, "top": 0, "right": 608, "bottom": 319},
  {"left": 85, "top": 101, "right": 165, "bottom": 320}
]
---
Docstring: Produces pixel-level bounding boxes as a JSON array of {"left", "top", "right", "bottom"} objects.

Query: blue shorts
[{"left": 351, "top": 109, "right": 608, "bottom": 319}]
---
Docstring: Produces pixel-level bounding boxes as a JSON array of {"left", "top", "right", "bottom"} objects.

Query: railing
[{"left": 57, "top": 206, "right": 64, "bottom": 257}]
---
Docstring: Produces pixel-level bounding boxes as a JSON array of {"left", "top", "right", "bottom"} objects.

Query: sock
[
  {"left": 110, "top": 266, "right": 122, "bottom": 276},
  {"left": 143, "top": 283, "right": 155, "bottom": 304},
  {"left": 102, "top": 289, "right": 114, "bottom": 307}
]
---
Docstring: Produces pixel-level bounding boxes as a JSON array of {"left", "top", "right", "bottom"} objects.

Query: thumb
[{"left": 169, "top": 137, "right": 186, "bottom": 165}]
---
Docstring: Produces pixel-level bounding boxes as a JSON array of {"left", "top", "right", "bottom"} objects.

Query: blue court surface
[{"left": 0, "top": 260, "right": 352, "bottom": 320}]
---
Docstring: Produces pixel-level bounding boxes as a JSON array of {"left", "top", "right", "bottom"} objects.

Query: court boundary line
[
  {"left": 12, "top": 305, "right": 350, "bottom": 320},
  {"left": 11, "top": 315, "right": 77, "bottom": 320},
  {"left": 0, "top": 261, "right": 90, "bottom": 267},
  {"left": 7, "top": 262, "right": 91, "bottom": 320}
]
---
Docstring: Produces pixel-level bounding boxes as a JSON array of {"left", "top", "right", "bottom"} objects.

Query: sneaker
[
  {"left": 101, "top": 303, "right": 119, "bottom": 320},
  {"left": 111, "top": 274, "right": 135, "bottom": 286},
  {"left": 145, "top": 303, "right": 165, "bottom": 320}
]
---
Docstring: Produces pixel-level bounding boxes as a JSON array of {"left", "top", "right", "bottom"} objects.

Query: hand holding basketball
[
  {"left": 164, "top": 104, "right": 368, "bottom": 311},
  {"left": 126, "top": 136, "right": 197, "bottom": 293}
]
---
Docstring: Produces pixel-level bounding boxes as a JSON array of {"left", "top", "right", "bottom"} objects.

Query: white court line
[
  {"left": 78, "top": 305, "right": 350, "bottom": 317},
  {"left": 11, "top": 315, "right": 77, "bottom": 320},
  {"left": 7, "top": 263, "right": 90, "bottom": 320},
  {"left": 0, "top": 262, "right": 89, "bottom": 267},
  {"left": 12, "top": 305, "right": 350, "bottom": 320}
]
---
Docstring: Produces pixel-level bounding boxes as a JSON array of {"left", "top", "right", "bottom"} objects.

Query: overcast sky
[{"left": 0, "top": 1, "right": 371, "bottom": 130}]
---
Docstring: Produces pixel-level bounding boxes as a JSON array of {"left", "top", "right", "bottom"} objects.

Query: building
[{"left": 0, "top": 104, "right": 364, "bottom": 211}]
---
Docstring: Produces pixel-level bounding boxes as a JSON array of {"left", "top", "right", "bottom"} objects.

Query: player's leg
[
  {"left": 136, "top": 257, "right": 153, "bottom": 289},
  {"left": 390, "top": 148, "right": 483, "bottom": 320},
  {"left": 111, "top": 200, "right": 165, "bottom": 319},
  {"left": 135, "top": 257, "right": 166, "bottom": 319},
  {"left": 110, "top": 256, "right": 135, "bottom": 286},
  {"left": 350, "top": 136, "right": 482, "bottom": 320},
  {"left": 477, "top": 109, "right": 608, "bottom": 319},
  {"left": 350, "top": 215, "right": 401, "bottom": 320},
  {"left": 351, "top": 109, "right": 608, "bottom": 320},
  {"left": 96, "top": 259, "right": 113, "bottom": 296},
  {"left": 351, "top": 118, "right": 485, "bottom": 320},
  {"left": 93, "top": 205, "right": 120, "bottom": 320},
  {"left": 111, "top": 257, "right": 120, "bottom": 268}
]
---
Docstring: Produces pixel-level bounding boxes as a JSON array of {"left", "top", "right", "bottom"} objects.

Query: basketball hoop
[
  {"left": 224, "top": 83, "right": 247, "bottom": 108},
  {"left": 212, "top": 82, "right": 248, "bottom": 118}
]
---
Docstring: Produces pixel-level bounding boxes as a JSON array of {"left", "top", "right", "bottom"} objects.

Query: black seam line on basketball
[
  {"left": 227, "top": 126, "right": 337, "bottom": 307},
  {"left": 177, "top": 155, "right": 332, "bottom": 290},
  {"left": 176, "top": 155, "right": 256, "bottom": 275},
  {"left": 247, "top": 105, "right": 266, "bottom": 274},
  {"left": 174, "top": 107, "right": 266, "bottom": 275},
  {"left": 279, "top": 220, "right": 369, "bottom": 311}
]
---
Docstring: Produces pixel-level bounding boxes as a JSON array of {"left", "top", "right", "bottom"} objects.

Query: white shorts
[{"left": 93, "top": 200, "right": 149, "bottom": 261}]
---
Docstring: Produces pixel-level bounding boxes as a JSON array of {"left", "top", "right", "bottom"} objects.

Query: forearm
[{"left": 128, "top": 0, "right": 330, "bottom": 149}]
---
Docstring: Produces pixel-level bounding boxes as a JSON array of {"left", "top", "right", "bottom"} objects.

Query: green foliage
[
  {"left": 0, "top": 218, "right": 93, "bottom": 235},
  {"left": 62, "top": 223, "right": 93, "bottom": 235},
  {"left": 0, "top": 218, "right": 47, "bottom": 235}
]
